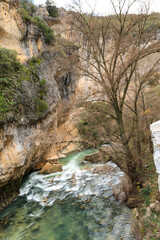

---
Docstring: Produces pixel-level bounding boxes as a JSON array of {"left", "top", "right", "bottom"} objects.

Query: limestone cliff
[
  {"left": 0, "top": 0, "right": 79, "bottom": 210},
  {"left": 0, "top": 0, "right": 45, "bottom": 62}
]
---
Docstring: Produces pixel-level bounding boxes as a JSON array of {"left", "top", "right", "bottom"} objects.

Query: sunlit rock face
[
  {"left": 0, "top": 0, "right": 44, "bottom": 62},
  {"left": 150, "top": 121, "right": 160, "bottom": 191}
]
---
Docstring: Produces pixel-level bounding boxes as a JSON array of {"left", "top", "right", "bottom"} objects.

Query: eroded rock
[
  {"left": 90, "top": 162, "right": 132, "bottom": 201},
  {"left": 39, "top": 163, "right": 63, "bottom": 175},
  {"left": 82, "top": 151, "right": 104, "bottom": 164}
]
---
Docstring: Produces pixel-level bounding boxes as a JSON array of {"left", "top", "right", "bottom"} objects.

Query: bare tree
[{"left": 69, "top": 0, "right": 160, "bottom": 183}]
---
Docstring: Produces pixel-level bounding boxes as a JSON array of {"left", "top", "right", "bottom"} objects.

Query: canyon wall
[{"left": 0, "top": 0, "right": 80, "bottom": 210}]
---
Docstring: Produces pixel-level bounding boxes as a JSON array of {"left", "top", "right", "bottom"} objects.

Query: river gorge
[
  {"left": 0, "top": 149, "right": 137, "bottom": 240},
  {"left": 1, "top": 0, "right": 160, "bottom": 239}
]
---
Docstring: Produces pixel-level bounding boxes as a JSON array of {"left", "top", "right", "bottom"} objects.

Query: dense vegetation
[{"left": 0, "top": 48, "right": 48, "bottom": 123}]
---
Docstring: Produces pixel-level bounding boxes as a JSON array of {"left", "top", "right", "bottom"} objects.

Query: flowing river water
[{"left": 0, "top": 149, "right": 137, "bottom": 240}]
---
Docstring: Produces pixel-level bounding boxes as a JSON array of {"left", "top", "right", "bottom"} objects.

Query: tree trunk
[
  {"left": 114, "top": 101, "right": 139, "bottom": 183},
  {"left": 135, "top": 112, "right": 143, "bottom": 171}
]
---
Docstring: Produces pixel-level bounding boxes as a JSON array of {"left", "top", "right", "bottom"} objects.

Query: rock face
[
  {"left": 39, "top": 163, "right": 63, "bottom": 174},
  {"left": 150, "top": 120, "right": 160, "bottom": 191},
  {"left": 0, "top": 1, "right": 80, "bottom": 210},
  {"left": 0, "top": 0, "right": 44, "bottom": 62},
  {"left": 82, "top": 151, "right": 103, "bottom": 164}
]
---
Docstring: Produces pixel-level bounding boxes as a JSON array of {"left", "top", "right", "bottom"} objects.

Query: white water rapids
[{"left": 0, "top": 149, "right": 137, "bottom": 240}]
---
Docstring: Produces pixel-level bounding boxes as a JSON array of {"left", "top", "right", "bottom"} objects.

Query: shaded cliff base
[{"left": 0, "top": 177, "right": 22, "bottom": 210}]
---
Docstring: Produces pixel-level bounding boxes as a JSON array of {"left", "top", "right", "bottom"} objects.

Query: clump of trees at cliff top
[
  {"left": 72, "top": 0, "right": 160, "bottom": 185},
  {"left": 46, "top": 0, "right": 59, "bottom": 17},
  {"left": 19, "top": 0, "right": 58, "bottom": 44},
  {"left": 0, "top": 48, "right": 48, "bottom": 123}
]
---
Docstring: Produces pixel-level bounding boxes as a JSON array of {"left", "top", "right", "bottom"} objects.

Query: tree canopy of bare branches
[{"left": 70, "top": 0, "right": 160, "bottom": 183}]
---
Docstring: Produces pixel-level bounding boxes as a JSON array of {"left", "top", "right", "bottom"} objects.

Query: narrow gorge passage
[{"left": 0, "top": 150, "right": 136, "bottom": 240}]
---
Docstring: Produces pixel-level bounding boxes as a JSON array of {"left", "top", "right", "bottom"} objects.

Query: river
[{"left": 0, "top": 149, "right": 137, "bottom": 240}]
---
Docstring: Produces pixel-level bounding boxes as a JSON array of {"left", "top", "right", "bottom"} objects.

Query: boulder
[
  {"left": 32, "top": 159, "right": 59, "bottom": 171},
  {"left": 83, "top": 151, "right": 104, "bottom": 164},
  {"left": 90, "top": 162, "right": 131, "bottom": 201},
  {"left": 39, "top": 163, "right": 63, "bottom": 174}
]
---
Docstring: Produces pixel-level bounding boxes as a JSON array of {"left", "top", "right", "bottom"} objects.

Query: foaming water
[{"left": 0, "top": 149, "right": 137, "bottom": 240}]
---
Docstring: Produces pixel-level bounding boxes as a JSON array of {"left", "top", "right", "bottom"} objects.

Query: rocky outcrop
[
  {"left": 39, "top": 163, "right": 63, "bottom": 174},
  {"left": 0, "top": 0, "right": 44, "bottom": 62},
  {"left": 90, "top": 162, "right": 131, "bottom": 201},
  {"left": 82, "top": 143, "right": 124, "bottom": 165},
  {"left": 82, "top": 151, "right": 103, "bottom": 164},
  {"left": 150, "top": 121, "right": 160, "bottom": 191}
]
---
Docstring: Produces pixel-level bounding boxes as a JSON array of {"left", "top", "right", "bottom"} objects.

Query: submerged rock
[{"left": 39, "top": 163, "right": 63, "bottom": 174}]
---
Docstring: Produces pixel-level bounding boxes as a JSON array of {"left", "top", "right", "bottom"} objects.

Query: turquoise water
[{"left": 0, "top": 149, "right": 136, "bottom": 240}]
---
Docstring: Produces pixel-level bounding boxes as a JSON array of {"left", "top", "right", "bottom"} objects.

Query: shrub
[
  {"left": 21, "top": 0, "right": 36, "bottom": 15},
  {"left": 27, "top": 57, "right": 43, "bottom": 74},
  {"left": 18, "top": 7, "right": 32, "bottom": 22},
  {"left": 33, "top": 16, "right": 55, "bottom": 44},
  {"left": 46, "top": 0, "right": 59, "bottom": 18},
  {"left": 35, "top": 97, "right": 49, "bottom": 116},
  {"left": 19, "top": 0, "right": 36, "bottom": 22},
  {"left": 39, "top": 78, "right": 46, "bottom": 86},
  {"left": 0, "top": 48, "right": 22, "bottom": 77},
  {"left": 0, "top": 78, "right": 10, "bottom": 86},
  {"left": 0, "top": 96, "right": 8, "bottom": 114}
]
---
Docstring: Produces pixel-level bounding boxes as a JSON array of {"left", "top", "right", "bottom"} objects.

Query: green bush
[
  {"left": 39, "top": 78, "right": 46, "bottom": 86},
  {"left": 0, "top": 96, "right": 8, "bottom": 114},
  {"left": 46, "top": 0, "right": 59, "bottom": 18},
  {"left": 27, "top": 57, "right": 43, "bottom": 77},
  {"left": 21, "top": 0, "right": 36, "bottom": 15},
  {"left": 18, "top": 7, "right": 32, "bottom": 22},
  {"left": 0, "top": 78, "right": 10, "bottom": 86},
  {"left": 35, "top": 97, "right": 49, "bottom": 116},
  {"left": 0, "top": 48, "right": 22, "bottom": 77},
  {"left": 33, "top": 16, "right": 55, "bottom": 44}
]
